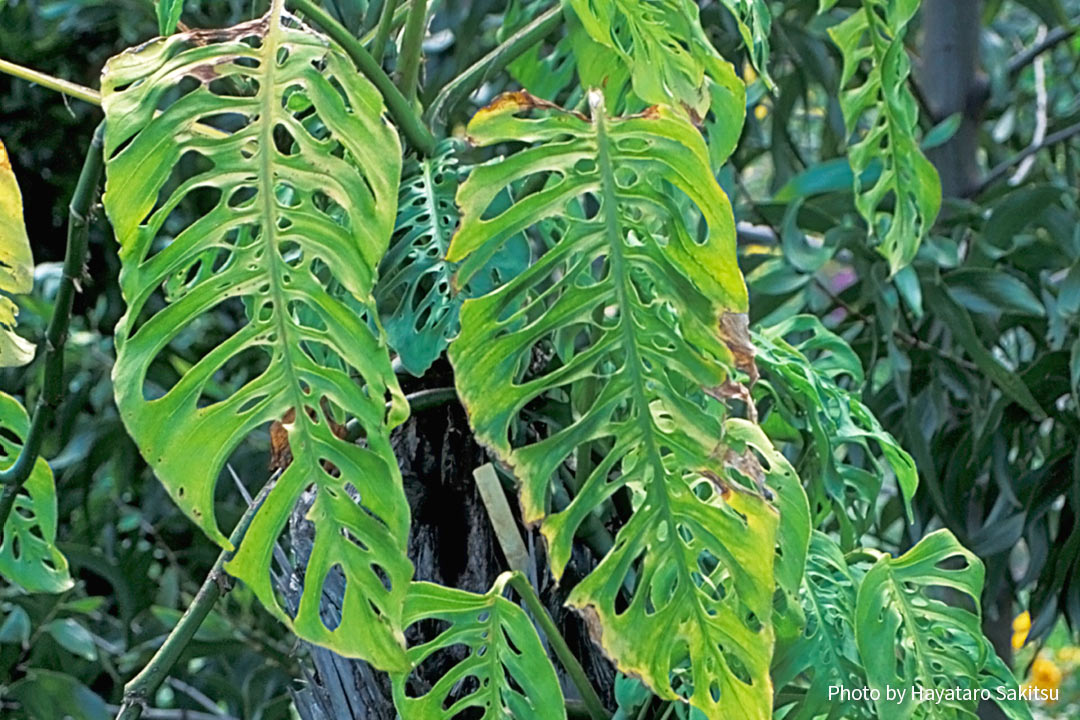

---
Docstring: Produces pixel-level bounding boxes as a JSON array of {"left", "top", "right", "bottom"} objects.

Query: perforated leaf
[
  {"left": 754, "top": 315, "right": 917, "bottom": 545},
  {"left": 715, "top": 0, "right": 773, "bottom": 87},
  {"left": 855, "top": 530, "right": 988, "bottom": 719},
  {"left": 824, "top": 0, "right": 941, "bottom": 272},
  {"left": 377, "top": 139, "right": 464, "bottom": 376},
  {"left": 0, "top": 392, "right": 72, "bottom": 594},
  {"left": 564, "top": 0, "right": 745, "bottom": 128},
  {"left": 0, "top": 139, "right": 36, "bottom": 368},
  {"left": 449, "top": 91, "right": 778, "bottom": 720},
  {"left": 100, "top": 1, "right": 411, "bottom": 669},
  {"left": 772, "top": 532, "right": 874, "bottom": 720},
  {"left": 391, "top": 575, "right": 566, "bottom": 720}
]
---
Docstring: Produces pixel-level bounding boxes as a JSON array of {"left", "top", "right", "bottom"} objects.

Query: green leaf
[
  {"left": 714, "top": 0, "right": 773, "bottom": 87},
  {"left": 449, "top": 92, "right": 779, "bottom": 720},
  {"left": 564, "top": 0, "right": 746, "bottom": 128},
  {"left": 377, "top": 140, "right": 463, "bottom": 376},
  {"left": 391, "top": 576, "right": 566, "bottom": 720},
  {"left": 0, "top": 604, "right": 31, "bottom": 646},
  {"left": 825, "top": 1, "right": 942, "bottom": 273},
  {"left": 927, "top": 285, "right": 1046, "bottom": 419},
  {"left": 6, "top": 669, "right": 109, "bottom": 720},
  {"left": 100, "top": 3, "right": 412, "bottom": 670},
  {"left": 982, "top": 185, "right": 1064, "bottom": 258},
  {"left": 0, "top": 392, "right": 72, "bottom": 594},
  {"left": 377, "top": 140, "right": 529, "bottom": 376},
  {"left": 772, "top": 532, "right": 874, "bottom": 720},
  {"left": 155, "top": 0, "right": 184, "bottom": 36},
  {"left": 944, "top": 268, "right": 1046, "bottom": 318},
  {"left": 855, "top": 530, "right": 987, "bottom": 719},
  {"left": 44, "top": 618, "right": 98, "bottom": 661},
  {"left": 753, "top": 316, "right": 917, "bottom": 539},
  {"left": 0, "top": 139, "right": 36, "bottom": 368}
]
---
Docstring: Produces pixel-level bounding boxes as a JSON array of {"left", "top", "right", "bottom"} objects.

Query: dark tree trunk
[
  {"left": 283, "top": 391, "right": 613, "bottom": 718},
  {"left": 919, "top": 0, "right": 985, "bottom": 197}
]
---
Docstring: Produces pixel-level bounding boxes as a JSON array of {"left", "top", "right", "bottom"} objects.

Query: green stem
[
  {"left": 0, "top": 57, "right": 101, "bottom": 105},
  {"left": 425, "top": 3, "right": 561, "bottom": 129},
  {"left": 371, "top": 0, "right": 400, "bottom": 64},
  {"left": 505, "top": 572, "right": 611, "bottom": 720},
  {"left": 361, "top": 0, "right": 411, "bottom": 48},
  {"left": 114, "top": 476, "right": 278, "bottom": 720},
  {"left": 0, "top": 123, "right": 104, "bottom": 527},
  {"left": 289, "top": 0, "right": 436, "bottom": 156},
  {"left": 397, "top": 0, "right": 428, "bottom": 101}
]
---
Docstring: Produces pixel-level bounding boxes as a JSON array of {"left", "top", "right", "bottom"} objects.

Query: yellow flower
[
  {"left": 754, "top": 104, "right": 769, "bottom": 121},
  {"left": 1030, "top": 656, "right": 1062, "bottom": 691},
  {"left": 1057, "top": 646, "right": 1080, "bottom": 664},
  {"left": 1012, "top": 611, "right": 1031, "bottom": 650}
]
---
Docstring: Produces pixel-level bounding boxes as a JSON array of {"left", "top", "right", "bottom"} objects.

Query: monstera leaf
[
  {"left": 564, "top": 0, "right": 745, "bottom": 139},
  {"left": 0, "top": 392, "right": 72, "bottom": 593},
  {"left": 100, "top": 1, "right": 412, "bottom": 669},
  {"left": 754, "top": 315, "right": 917, "bottom": 547},
  {"left": 854, "top": 530, "right": 991, "bottom": 719},
  {"left": 715, "top": 0, "right": 773, "bottom": 87},
  {"left": 377, "top": 139, "right": 464, "bottom": 376},
  {"left": 376, "top": 139, "right": 528, "bottom": 376},
  {"left": 449, "top": 91, "right": 780, "bottom": 719},
  {"left": 820, "top": 0, "right": 941, "bottom": 272},
  {"left": 772, "top": 532, "right": 874, "bottom": 720},
  {"left": 392, "top": 575, "right": 566, "bottom": 720},
  {"left": 0, "top": 139, "right": 36, "bottom": 368}
]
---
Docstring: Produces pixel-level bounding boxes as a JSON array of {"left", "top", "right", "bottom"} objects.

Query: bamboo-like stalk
[
  {"left": 0, "top": 122, "right": 104, "bottom": 527},
  {"left": 505, "top": 572, "right": 612, "bottom": 720},
  {"left": 114, "top": 475, "right": 279, "bottom": 720},
  {"left": 290, "top": 0, "right": 435, "bottom": 156}
]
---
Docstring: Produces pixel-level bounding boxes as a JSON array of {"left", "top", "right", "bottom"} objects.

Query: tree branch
[
  {"left": 115, "top": 474, "right": 279, "bottom": 720},
  {"left": 289, "top": 0, "right": 436, "bottom": 156},
  {"left": 1007, "top": 25, "right": 1078, "bottom": 78},
  {"left": 0, "top": 122, "right": 104, "bottom": 527},
  {"left": 974, "top": 120, "right": 1080, "bottom": 195}
]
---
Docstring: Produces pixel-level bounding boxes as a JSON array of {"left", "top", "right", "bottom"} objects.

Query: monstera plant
[{"left": 0, "top": 1, "right": 1038, "bottom": 719}]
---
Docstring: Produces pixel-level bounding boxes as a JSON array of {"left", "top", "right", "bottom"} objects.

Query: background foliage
[{"left": 0, "top": 0, "right": 1079, "bottom": 718}]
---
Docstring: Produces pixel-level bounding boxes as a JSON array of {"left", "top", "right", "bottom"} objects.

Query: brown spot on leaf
[
  {"left": 718, "top": 312, "right": 758, "bottom": 385},
  {"left": 269, "top": 407, "right": 295, "bottom": 472},
  {"left": 706, "top": 379, "right": 758, "bottom": 424},
  {"left": 723, "top": 448, "right": 773, "bottom": 501}
]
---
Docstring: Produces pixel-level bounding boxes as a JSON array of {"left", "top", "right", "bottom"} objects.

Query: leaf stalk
[
  {"left": 425, "top": 4, "right": 561, "bottom": 128},
  {"left": 0, "top": 57, "right": 101, "bottom": 105},
  {"left": 397, "top": 0, "right": 428, "bottom": 101},
  {"left": 289, "top": 0, "right": 436, "bottom": 156}
]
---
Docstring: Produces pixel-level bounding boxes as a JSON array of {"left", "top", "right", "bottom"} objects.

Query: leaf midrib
[
  {"left": 257, "top": 2, "right": 317, "bottom": 480},
  {"left": 594, "top": 97, "right": 735, "bottom": 707}
]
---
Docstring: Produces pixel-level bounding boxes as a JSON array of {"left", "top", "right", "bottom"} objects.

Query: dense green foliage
[{"left": 0, "top": 1, "right": 1078, "bottom": 719}]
